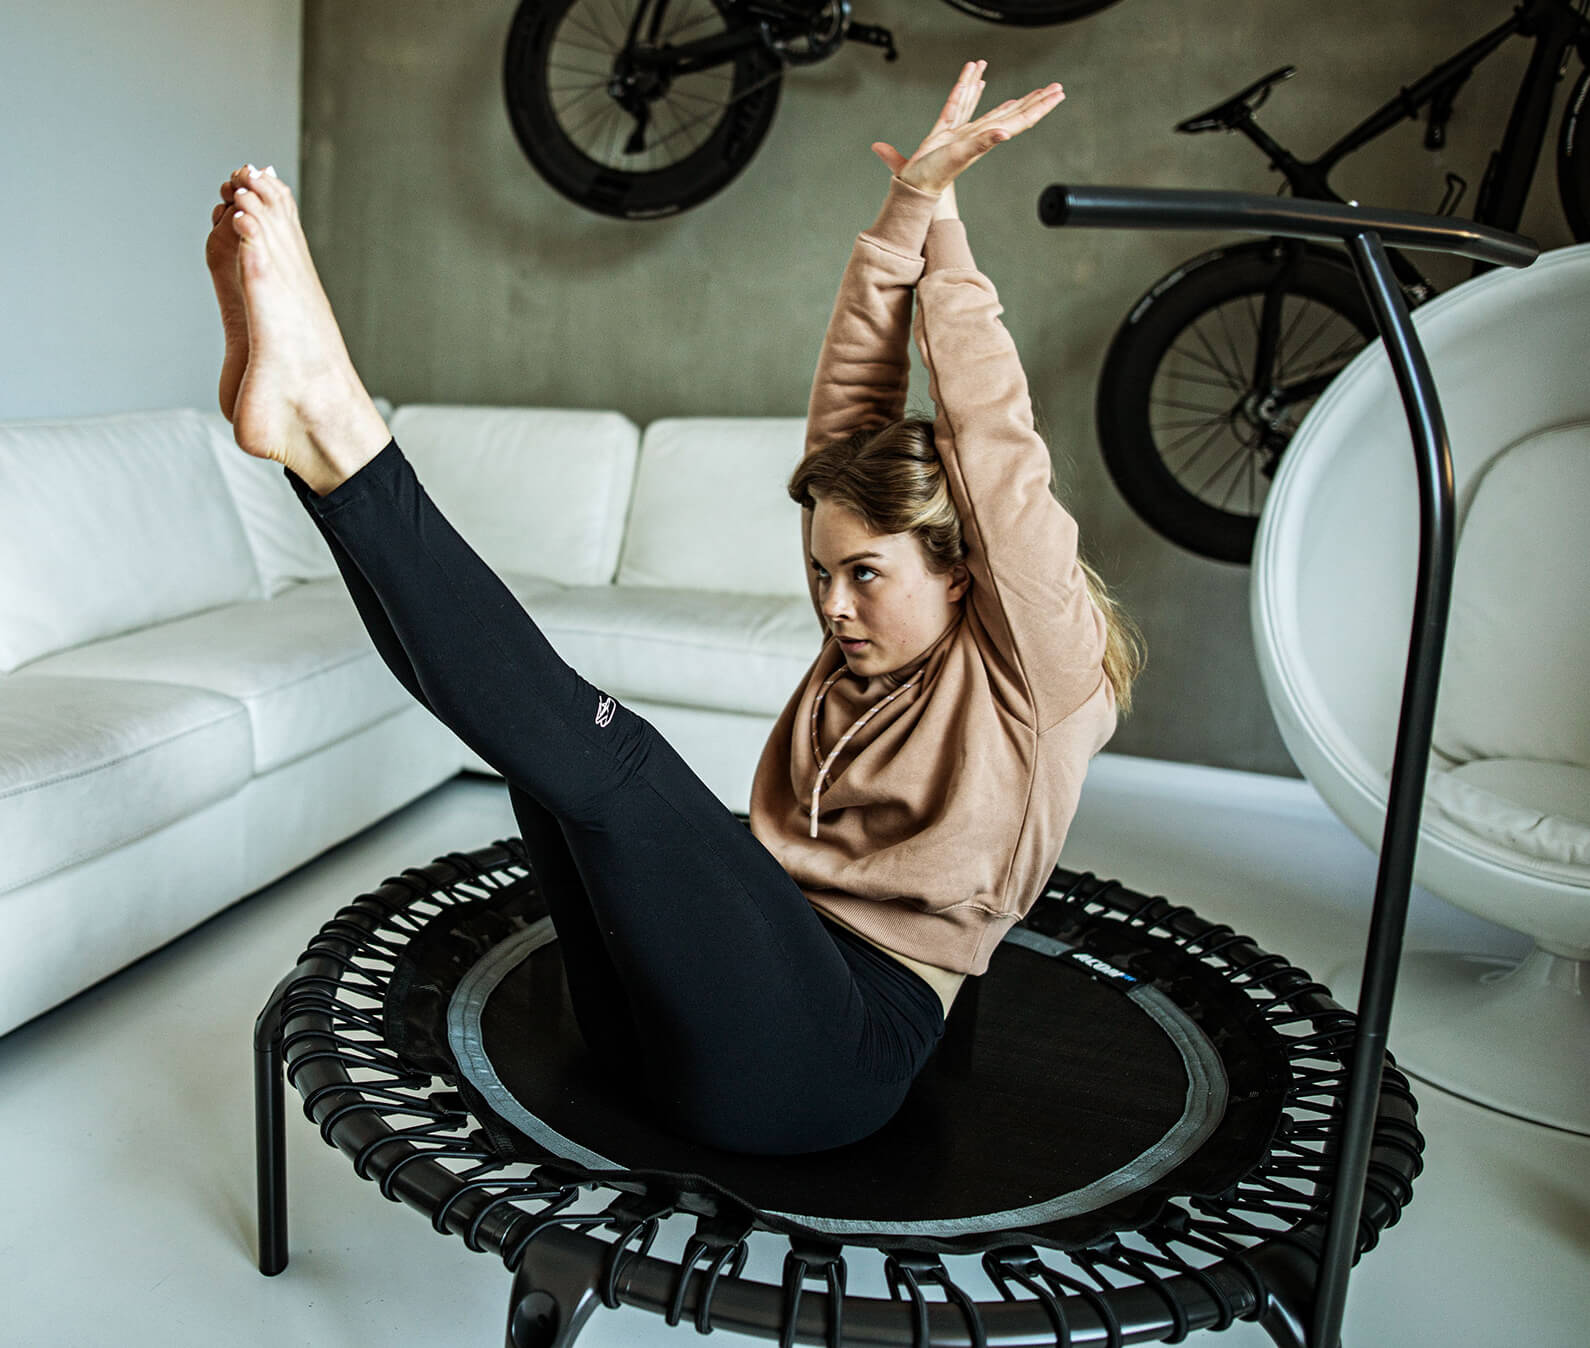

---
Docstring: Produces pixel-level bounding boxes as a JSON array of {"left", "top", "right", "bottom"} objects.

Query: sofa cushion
[
  {"left": 0, "top": 409, "right": 264, "bottom": 672},
  {"left": 1433, "top": 423, "right": 1590, "bottom": 768},
  {"left": 617, "top": 417, "right": 810, "bottom": 598},
  {"left": 1428, "top": 759, "right": 1590, "bottom": 867},
  {"left": 390, "top": 405, "right": 638, "bottom": 587},
  {"left": 0, "top": 675, "right": 252, "bottom": 894},
  {"left": 205, "top": 412, "right": 339, "bottom": 597},
  {"left": 22, "top": 581, "right": 419, "bottom": 774},
  {"left": 532, "top": 586, "right": 820, "bottom": 718}
]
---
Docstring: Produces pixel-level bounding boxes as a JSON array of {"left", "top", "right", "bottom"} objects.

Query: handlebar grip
[{"left": 1039, "top": 184, "right": 1538, "bottom": 270}]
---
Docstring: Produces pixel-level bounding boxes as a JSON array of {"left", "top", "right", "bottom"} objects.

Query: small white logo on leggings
[{"left": 595, "top": 694, "right": 617, "bottom": 728}]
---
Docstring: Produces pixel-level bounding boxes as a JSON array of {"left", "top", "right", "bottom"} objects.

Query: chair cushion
[
  {"left": 1427, "top": 759, "right": 1590, "bottom": 867},
  {"left": 0, "top": 409, "right": 263, "bottom": 672},
  {"left": 205, "top": 412, "right": 340, "bottom": 597},
  {"left": 1433, "top": 423, "right": 1590, "bottom": 768},
  {"left": 22, "top": 582, "right": 414, "bottom": 774},
  {"left": 0, "top": 675, "right": 251, "bottom": 894},
  {"left": 390, "top": 405, "right": 638, "bottom": 587},
  {"left": 531, "top": 586, "right": 821, "bottom": 717},
  {"left": 617, "top": 418, "right": 811, "bottom": 598}
]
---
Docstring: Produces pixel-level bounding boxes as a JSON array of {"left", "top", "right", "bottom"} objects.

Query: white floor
[{"left": 2, "top": 758, "right": 1587, "bottom": 1347}]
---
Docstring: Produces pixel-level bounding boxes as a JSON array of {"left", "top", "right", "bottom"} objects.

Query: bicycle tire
[
  {"left": 1556, "top": 66, "right": 1590, "bottom": 241},
  {"left": 1096, "top": 241, "right": 1376, "bottom": 565},
  {"left": 504, "top": 0, "right": 783, "bottom": 220},
  {"left": 939, "top": 0, "right": 1125, "bottom": 24}
]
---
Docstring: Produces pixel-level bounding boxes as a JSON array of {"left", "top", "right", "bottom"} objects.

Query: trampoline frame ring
[{"left": 253, "top": 841, "right": 1423, "bottom": 1348}]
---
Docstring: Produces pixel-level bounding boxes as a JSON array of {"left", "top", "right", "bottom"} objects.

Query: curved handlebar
[{"left": 1039, "top": 185, "right": 1538, "bottom": 268}]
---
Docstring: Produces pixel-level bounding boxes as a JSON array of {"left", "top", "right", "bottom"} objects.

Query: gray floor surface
[{"left": 2, "top": 757, "right": 1586, "bottom": 1347}]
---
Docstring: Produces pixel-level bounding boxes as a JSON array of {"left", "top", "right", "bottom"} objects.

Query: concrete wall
[
  {"left": 300, "top": 0, "right": 1574, "bottom": 774},
  {"left": 0, "top": 0, "right": 302, "bottom": 421}
]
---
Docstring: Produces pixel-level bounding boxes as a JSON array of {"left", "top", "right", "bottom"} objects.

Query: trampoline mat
[{"left": 383, "top": 880, "right": 1290, "bottom": 1253}]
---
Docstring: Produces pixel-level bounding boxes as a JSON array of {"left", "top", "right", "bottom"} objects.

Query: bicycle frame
[
  {"left": 622, "top": 1, "right": 845, "bottom": 80},
  {"left": 1231, "top": 0, "right": 1588, "bottom": 292}
]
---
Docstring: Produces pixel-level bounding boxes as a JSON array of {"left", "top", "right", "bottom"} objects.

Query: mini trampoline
[
  {"left": 253, "top": 189, "right": 1535, "bottom": 1346},
  {"left": 256, "top": 843, "right": 1420, "bottom": 1347}
]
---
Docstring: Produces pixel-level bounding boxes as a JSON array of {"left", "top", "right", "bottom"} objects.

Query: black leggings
[{"left": 287, "top": 441, "right": 943, "bottom": 1155}]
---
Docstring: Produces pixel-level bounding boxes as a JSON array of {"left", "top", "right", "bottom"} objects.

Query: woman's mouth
[{"left": 837, "top": 636, "right": 868, "bottom": 654}]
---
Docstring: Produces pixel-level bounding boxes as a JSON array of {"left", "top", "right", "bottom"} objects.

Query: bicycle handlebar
[{"left": 1039, "top": 185, "right": 1539, "bottom": 268}]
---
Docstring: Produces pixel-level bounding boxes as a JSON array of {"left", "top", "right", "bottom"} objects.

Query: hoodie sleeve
[
  {"left": 799, "top": 178, "right": 940, "bottom": 626},
  {"left": 803, "top": 176, "right": 940, "bottom": 458},
  {"left": 911, "top": 218, "right": 1108, "bottom": 731}
]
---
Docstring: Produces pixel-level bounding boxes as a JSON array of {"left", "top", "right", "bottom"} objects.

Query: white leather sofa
[{"left": 0, "top": 404, "right": 821, "bottom": 1037}]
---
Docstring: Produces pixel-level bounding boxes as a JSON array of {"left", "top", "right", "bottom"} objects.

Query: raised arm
[
  {"left": 878, "top": 65, "right": 1103, "bottom": 728},
  {"left": 803, "top": 180, "right": 937, "bottom": 456},
  {"left": 805, "top": 62, "right": 1027, "bottom": 457},
  {"left": 912, "top": 222, "right": 1107, "bottom": 730}
]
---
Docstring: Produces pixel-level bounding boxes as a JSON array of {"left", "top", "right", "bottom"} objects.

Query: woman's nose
[{"left": 823, "top": 584, "right": 853, "bottom": 619}]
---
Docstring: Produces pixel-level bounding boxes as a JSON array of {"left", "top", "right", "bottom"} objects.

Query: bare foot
[
  {"left": 225, "top": 165, "right": 389, "bottom": 494},
  {"left": 205, "top": 179, "right": 248, "bottom": 422}
]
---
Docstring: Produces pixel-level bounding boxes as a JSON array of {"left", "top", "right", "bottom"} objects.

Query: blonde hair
[{"left": 789, "top": 418, "right": 1144, "bottom": 715}]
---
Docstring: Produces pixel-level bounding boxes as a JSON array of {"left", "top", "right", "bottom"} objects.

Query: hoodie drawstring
[{"left": 807, "top": 665, "right": 923, "bottom": 838}]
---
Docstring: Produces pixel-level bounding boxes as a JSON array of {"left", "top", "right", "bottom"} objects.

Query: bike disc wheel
[
  {"left": 1096, "top": 242, "right": 1376, "bottom": 564},
  {"left": 504, "top": 0, "right": 783, "bottom": 220},
  {"left": 939, "top": 0, "right": 1125, "bottom": 24},
  {"left": 1556, "top": 67, "right": 1590, "bottom": 242}
]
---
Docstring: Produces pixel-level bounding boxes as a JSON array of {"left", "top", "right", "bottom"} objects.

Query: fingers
[
  {"left": 1015, "top": 82, "right": 1066, "bottom": 127},
  {"left": 933, "top": 59, "right": 987, "bottom": 133},
  {"left": 959, "top": 82, "right": 1063, "bottom": 153},
  {"left": 894, "top": 66, "right": 1063, "bottom": 194},
  {"left": 954, "top": 59, "right": 988, "bottom": 129}
]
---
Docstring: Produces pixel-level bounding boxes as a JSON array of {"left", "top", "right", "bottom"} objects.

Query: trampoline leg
[
  {"left": 254, "top": 974, "right": 294, "bottom": 1277},
  {"left": 1251, "top": 1238, "right": 1328, "bottom": 1348},
  {"left": 505, "top": 1240, "right": 603, "bottom": 1348}
]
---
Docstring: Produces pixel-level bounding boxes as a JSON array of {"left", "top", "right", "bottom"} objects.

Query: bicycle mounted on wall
[
  {"left": 1093, "top": 0, "right": 1590, "bottom": 564},
  {"left": 502, "top": 0, "right": 1125, "bottom": 220}
]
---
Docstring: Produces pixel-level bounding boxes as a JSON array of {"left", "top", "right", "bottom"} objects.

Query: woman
[{"left": 207, "top": 61, "right": 1136, "bottom": 1156}]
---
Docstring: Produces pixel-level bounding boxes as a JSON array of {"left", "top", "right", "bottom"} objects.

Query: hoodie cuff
[
  {"left": 923, "top": 218, "right": 976, "bottom": 273},
  {"left": 861, "top": 176, "right": 941, "bottom": 259}
]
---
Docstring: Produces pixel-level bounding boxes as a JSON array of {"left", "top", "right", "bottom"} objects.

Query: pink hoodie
[{"left": 749, "top": 177, "right": 1117, "bottom": 976}]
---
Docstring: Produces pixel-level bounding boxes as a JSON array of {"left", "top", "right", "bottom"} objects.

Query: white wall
[{"left": 0, "top": 0, "right": 301, "bottom": 419}]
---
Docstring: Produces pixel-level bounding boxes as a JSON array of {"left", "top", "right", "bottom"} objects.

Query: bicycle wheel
[
  {"left": 1556, "top": 67, "right": 1590, "bottom": 241},
  {"left": 939, "top": 0, "right": 1125, "bottom": 24},
  {"left": 504, "top": 0, "right": 783, "bottom": 220},
  {"left": 1096, "top": 241, "right": 1376, "bottom": 564}
]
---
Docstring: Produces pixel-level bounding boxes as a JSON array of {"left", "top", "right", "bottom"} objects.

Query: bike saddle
[{"left": 1176, "top": 65, "right": 1297, "bottom": 133}]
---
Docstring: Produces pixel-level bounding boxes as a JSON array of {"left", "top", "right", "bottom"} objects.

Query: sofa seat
[
  {"left": 0, "top": 674, "right": 251, "bottom": 894},
  {"left": 0, "top": 401, "right": 831, "bottom": 1037},
  {"left": 530, "top": 586, "right": 820, "bottom": 718},
  {"left": 21, "top": 582, "right": 422, "bottom": 774}
]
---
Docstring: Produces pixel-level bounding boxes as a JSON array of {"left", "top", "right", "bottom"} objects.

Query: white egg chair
[{"left": 1253, "top": 243, "right": 1590, "bottom": 1136}]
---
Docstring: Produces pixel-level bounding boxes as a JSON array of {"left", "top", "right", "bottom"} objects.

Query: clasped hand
[{"left": 872, "top": 60, "right": 1065, "bottom": 216}]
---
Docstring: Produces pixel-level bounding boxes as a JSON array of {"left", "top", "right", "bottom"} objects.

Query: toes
[
  {"left": 212, "top": 201, "right": 228, "bottom": 227},
  {"left": 231, "top": 183, "right": 271, "bottom": 228},
  {"left": 230, "top": 165, "right": 292, "bottom": 213},
  {"left": 230, "top": 206, "right": 261, "bottom": 243}
]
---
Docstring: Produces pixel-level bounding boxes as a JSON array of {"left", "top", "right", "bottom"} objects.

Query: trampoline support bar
[{"left": 1040, "top": 186, "right": 1534, "bottom": 1348}]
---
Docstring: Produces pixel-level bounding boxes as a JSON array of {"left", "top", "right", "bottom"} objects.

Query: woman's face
[{"left": 809, "top": 495, "right": 968, "bottom": 679}]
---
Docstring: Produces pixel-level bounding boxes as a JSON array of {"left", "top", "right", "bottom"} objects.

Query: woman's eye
[{"left": 854, "top": 567, "right": 877, "bottom": 583}]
